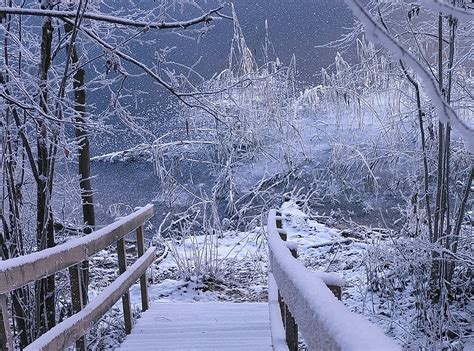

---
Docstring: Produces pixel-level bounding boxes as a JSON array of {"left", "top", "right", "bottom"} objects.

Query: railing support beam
[
  {"left": 285, "top": 246, "right": 299, "bottom": 351},
  {"left": 274, "top": 213, "right": 299, "bottom": 351},
  {"left": 0, "top": 294, "right": 13, "bottom": 351},
  {"left": 69, "top": 264, "right": 86, "bottom": 351},
  {"left": 117, "top": 238, "right": 133, "bottom": 335},
  {"left": 268, "top": 208, "right": 400, "bottom": 351},
  {"left": 136, "top": 225, "right": 149, "bottom": 312}
]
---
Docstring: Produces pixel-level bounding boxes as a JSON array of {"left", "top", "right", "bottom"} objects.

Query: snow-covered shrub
[{"left": 156, "top": 200, "right": 233, "bottom": 281}]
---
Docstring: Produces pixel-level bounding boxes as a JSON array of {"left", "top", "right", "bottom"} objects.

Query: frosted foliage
[
  {"left": 268, "top": 210, "right": 401, "bottom": 351},
  {"left": 345, "top": 0, "right": 474, "bottom": 153},
  {"left": 418, "top": 0, "right": 474, "bottom": 21}
]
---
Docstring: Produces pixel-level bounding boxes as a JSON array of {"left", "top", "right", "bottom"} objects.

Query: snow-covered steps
[{"left": 117, "top": 302, "right": 273, "bottom": 350}]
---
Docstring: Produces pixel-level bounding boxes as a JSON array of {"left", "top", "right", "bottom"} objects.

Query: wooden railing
[
  {"left": 0, "top": 204, "right": 156, "bottom": 351},
  {"left": 267, "top": 209, "right": 401, "bottom": 351}
]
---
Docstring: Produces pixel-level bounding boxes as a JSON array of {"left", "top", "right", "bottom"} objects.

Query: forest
[{"left": 0, "top": 0, "right": 473, "bottom": 350}]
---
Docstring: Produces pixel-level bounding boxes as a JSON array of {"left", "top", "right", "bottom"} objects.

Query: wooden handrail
[
  {"left": 0, "top": 204, "right": 153, "bottom": 294},
  {"left": 267, "top": 209, "right": 401, "bottom": 351},
  {"left": 25, "top": 247, "right": 156, "bottom": 351},
  {"left": 0, "top": 204, "right": 156, "bottom": 351}
]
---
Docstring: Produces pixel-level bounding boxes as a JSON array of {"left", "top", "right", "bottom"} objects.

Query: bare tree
[
  {"left": 0, "top": 0, "right": 231, "bottom": 347},
  {"left": 344, "top": 0, "right": 473, "bottom": 346}
]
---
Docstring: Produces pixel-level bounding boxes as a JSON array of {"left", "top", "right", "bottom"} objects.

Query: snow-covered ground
[
  {"left": 142, "top": 228, "right": 269, "bottom": 304},
  {"left": 109, "top": 200, "right": 472, "bottom": 350},
  {"left": 280, "top": 202, "right": 473, "bottom": 350}
]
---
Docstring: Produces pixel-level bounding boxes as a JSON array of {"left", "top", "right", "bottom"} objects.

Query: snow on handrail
[
  {"left": 267, "top": 209, "right": 401, "bottom": 351},
  {"left": 0, "top": 204, "right": 154, "bottom": 294}
]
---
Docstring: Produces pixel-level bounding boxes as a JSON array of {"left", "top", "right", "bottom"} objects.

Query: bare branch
[
  {"left": 418, "top": 0, "right": 474, "bottom": 21},
  {"left": 0, "top": 6, "right": 224, "bottom": 30}
]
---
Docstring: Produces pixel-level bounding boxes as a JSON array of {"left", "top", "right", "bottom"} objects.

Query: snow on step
[{"left": 117, "top": 302, "right": 273, "bottom": 350}]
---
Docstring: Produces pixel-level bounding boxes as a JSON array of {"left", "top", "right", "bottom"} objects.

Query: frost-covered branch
[
  {"left": 64, "top": 18, "right": 221, "bottom": 117},
  {"left": 345, "top": 0, "right": 474, "bottom": 153},
  {"left": 418, "top": 0, "right": 474, "bottom": 21},
  {"left": 0, "top": 6, "right": 225, "bottom": 30}
]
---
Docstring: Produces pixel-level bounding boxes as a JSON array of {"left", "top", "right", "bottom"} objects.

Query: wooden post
[
  {"left": 276, "top": 216, "right": 287, "bottom": 241},
  {"left": 0, "top": 294, "right": 13, "bottom": 351},
  {"left": 117, "top": 238, "right": 133, "bottom": 334},
  {"left": 285, "top": 246, "right": 299, "bottom": 351},
  {"left": 277, "top": 229, "right": 287, "bottom": 241},
  {"left": 285, "top": 304, "right": 298, "bottom": 351},
  {"left": 275, "top": 214, "right": 283, "bottom": 230},
  {"left": 327, "top": 285, "right": 342, "bottom": 300},
  {"left": 68, "top": 265, "right": 86, "bottom": 351},
  {"left": 136, "top": 225, "right": 149, "bottom": 312},
  {"left": 276, "top": 214, "right": 287, "bottom": 323},
  {"left": 278, "top": 291, "right": 286, "bottom": 323}
]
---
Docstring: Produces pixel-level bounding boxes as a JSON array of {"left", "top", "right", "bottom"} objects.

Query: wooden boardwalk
[
  {"left": 118, "top": 302, "right": 273, "bottom": 350},
  {"left": 0, "top": 206, "right": 400, "bottom": 351}
]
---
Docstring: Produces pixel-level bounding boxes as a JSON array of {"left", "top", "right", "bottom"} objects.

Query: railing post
[
  {"left": 327, "top": 285, "right": 342, "bottom": 300},
  {"left": 117, "top": 238, "right": 133, "bottom": 334},
  {"left": 68, "top": 264, "right": 86, "bottom": 351},
  {"left": 274, "top": 211, "right": 299, "bottom": 351},
  {"left": 0, "top": 294, "right": 13, "bottom": 351},
  {"left": 136, "top": 225, "right": 149, "bottom": 312},
  {"left": 285, "top": 246, "right": 299, "bottom": 351},
  {"left": 275, "top": 213, "right": 287, "bottom": 322},
  {"left": 275, "top": 211, "right": 283, "bottom": 229}
]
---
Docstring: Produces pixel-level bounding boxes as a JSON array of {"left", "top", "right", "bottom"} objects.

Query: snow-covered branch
[
  {"left": 345, "top": 0, "right": 474, "bottom": 153},
  {"left": 63, "top": 18, "right": 220, "bottom": 117},
  {"left": 0, "top": 6, "right": 225, "bottom": 30},
  {"left": 418, "top": 0, "right": 474, "bottom": 21}
]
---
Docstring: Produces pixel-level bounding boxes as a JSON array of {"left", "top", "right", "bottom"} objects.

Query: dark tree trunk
[
  {"left": 64, "top": 19, "right": 95, "bottom": 307},
  {"left": 35, "top": 15, "right": 56, "bottom": 337}
]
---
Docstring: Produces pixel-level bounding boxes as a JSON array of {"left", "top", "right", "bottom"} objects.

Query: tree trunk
[
  {"left": 35, "top": 14, "right": 56, "bottom": 337},
  {"left": 64, "top": 19, "right": 95, "bottom": 308}
]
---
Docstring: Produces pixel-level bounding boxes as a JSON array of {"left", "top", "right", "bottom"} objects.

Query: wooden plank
[
  {"left": 118, "top": 302, "right": 272, "bottom": 351},
  {"left": 135, "top": 225, "right": 149, "bottom": 312},
  {"left": 117, "top": 238, "right": 132, "bottom": 335},
  {"left": 0, "top": 294, "right": 13, "bottom": 351},
  {"left": 0, "top": 204, "right": 154, "bottom": 294},
  {"left": 25, "top": 247, "right": 157, "bottom": 351}
]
